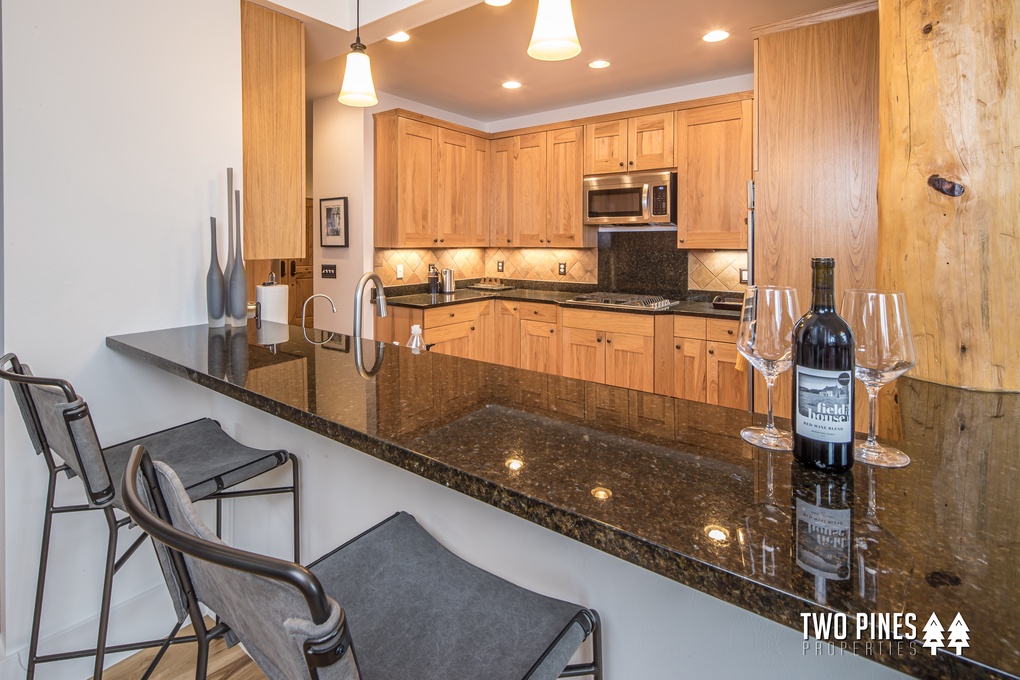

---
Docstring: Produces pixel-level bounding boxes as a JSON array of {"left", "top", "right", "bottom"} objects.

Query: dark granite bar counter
[
  {"left": 384, "top": 288, "right": 740, "bottom": 320},
  {"left": 106, "top": 322, "right": 1018, "bottom": 679}
]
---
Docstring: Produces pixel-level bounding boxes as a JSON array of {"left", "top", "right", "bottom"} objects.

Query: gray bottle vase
[
  {"left": 206, "top": 217, "right": 226, "bottom": 327},
  {"left": 224, "top": 168, "right": 235, "bottom": 312},
  {"left": 228, "top": 188, "right": 248, "bottom": 326}
]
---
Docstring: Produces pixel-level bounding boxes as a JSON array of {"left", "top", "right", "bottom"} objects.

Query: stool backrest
[
  {"left": 0, "top": 353, "right": 114, "bottom": 506},
  {"left": 122, "top": 446, "right": 360, "bottom": 680}
]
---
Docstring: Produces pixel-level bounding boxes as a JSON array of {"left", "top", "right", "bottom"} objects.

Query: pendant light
[
  {"left": 338, "top": 0, "right": 378, "bottom": 107},
  {"left": 527, "top": 0, "right": 581, "bottom": 61}
]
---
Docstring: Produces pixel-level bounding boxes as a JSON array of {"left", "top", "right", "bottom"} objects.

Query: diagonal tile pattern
[
  {"left": 374, "top": 247, "right": 598, "bottom": 286},
  {"left": 687, "top": 250, "right": 748, "bottom": 293}
]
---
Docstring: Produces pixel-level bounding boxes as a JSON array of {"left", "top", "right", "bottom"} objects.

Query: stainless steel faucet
[
  {"left": 353, "top": 272, "right": 387, "bottom": 338},
  {"left": 301, "top": 294, "right": 336, "bottom": 345}
]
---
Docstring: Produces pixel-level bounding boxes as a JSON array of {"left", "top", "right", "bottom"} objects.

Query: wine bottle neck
[{"left": 811, "top": 263, "right": 836, "bottom": 312}]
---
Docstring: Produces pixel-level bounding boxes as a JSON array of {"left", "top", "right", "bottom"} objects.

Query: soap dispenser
[{"left": 407, "top": 324, "right": 426, "bottom": 355}]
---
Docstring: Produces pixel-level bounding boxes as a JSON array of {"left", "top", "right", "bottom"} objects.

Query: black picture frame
[{"left": 320, "top": 197, "right": 349, "bottom": 247}]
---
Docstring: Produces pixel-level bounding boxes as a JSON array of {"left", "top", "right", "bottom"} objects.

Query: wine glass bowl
[
  {"left": 736, "top": 286, "right": 800, "bottom": 451},
  {"left": 840, "top": 290, "right": 916, "bottom": 467}
]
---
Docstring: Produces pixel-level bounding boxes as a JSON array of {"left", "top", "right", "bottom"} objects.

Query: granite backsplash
[{"left": 597, "top": 232, "right": 705, "bottom": 301}]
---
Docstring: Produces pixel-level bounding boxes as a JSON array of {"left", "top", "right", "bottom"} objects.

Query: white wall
[{"left": 2, "top": 0, "right": 247, "bottom": 675}]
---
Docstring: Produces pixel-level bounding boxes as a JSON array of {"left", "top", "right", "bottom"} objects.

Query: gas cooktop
[{"left": 563, "top": 292, "right": 679, "bottom": 310}]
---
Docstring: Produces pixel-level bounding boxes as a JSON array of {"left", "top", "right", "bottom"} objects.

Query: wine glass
[
  {"left": 840, "top": 290, "right": 916, "bottom": 467},
  {"left": 736, "top": 286, "right": 800, "bottom": 451}
]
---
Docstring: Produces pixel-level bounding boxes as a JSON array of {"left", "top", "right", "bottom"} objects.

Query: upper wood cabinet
[
  {"left": 493, "top": 127, "right": 591, "bottom": 248},
  {"left": 241, "top": 1, "right": 305, "bottom": 260},
  {"left": 675, "top": 100, "right": 752, "bottom": 250},
  {"left": 375, "top": 112, "right": 489, "bottom": 248},
  {"left": 584, "top": 112, "right": 674, "bottom": 175}
]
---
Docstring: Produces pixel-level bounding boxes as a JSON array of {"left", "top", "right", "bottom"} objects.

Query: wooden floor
[{"left": 98, "top": 619, "right": 265, "bottom": 680}]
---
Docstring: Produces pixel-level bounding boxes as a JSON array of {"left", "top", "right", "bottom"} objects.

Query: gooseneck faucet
[
  {"left": 353, "top": 272, "right": 387, "bottom": 338},
  {"left": 302, "top": 294, "right": 336, "bottom": 345}
]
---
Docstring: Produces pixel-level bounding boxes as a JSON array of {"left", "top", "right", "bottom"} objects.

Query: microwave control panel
[{"left": 651, "top": 184, "right": 668, "bottom": 216}]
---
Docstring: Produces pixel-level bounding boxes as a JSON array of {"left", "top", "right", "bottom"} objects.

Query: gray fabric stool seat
[
  {"left": 0, "top": 353, "right": 301, "bottom": 680},
  {"left": 123, "top": 446, "right": 603, "bottom": 680}
]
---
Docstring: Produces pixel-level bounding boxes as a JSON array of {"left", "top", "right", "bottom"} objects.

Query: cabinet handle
[
  {"left": 513, "top": 307, "right": 517, "bottom": 311},
  {"left": 540, "top": 239, "right": 545, "bottom": 243},
  {"left": 675, "top": 344, "right": 681, "bottom": 350},
  {"left": 433, "top": 239, "right": 438, "bottom": 243},
  {"left": 727, "top": 329, "right": 734, "bottom": 335},
  {"left": 597, "top": 337, "right": 602, "bottom": 343},
  {"left": 606, "top": 338, "right": 612, "bottom": 344},
  {"left": 619, "top": 162, "right": 624, "bottom": 167},
  {"left": 629, "top": 161, "right": 634, "bottom": 166},
  {"left": 679, "top": 238, "right": 685, "bottom": 243},
  {"left": 471, "top": 326, "right": 475, "bottom": 331},
  {"left": 549, "top": 328, "right": 554, "bottom": 334},
  {"left": 709, "top": 349, "right": 715, "bottom": 355},
  {"left": 290, "top": 260, "right": 296, "bottom": 277},
  {"left": 507, "top": 239, "right": 511, "bottom": 244},
  {"left": 440, "top": 239, "right": 445, "bottom": 243},
  {"left": 450, "top": 313, "right": 455, "bottom": 317}
]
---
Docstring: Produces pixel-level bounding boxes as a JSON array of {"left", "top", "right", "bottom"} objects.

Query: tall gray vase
[
  {"left": 228, "top": 189, "right": 248, "bottom": 326},
  {"left": 223, "top": 168, "right": 235, "bottom": 307},
  {"left": 206, "top": 217, "right": 226, "bottom": 327}
]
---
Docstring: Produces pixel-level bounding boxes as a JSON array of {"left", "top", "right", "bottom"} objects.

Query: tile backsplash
[
  {"left": 374, "top": 247, "right": 597, "bottom": 286},
  {"left": 687, "top": 250, "right": 748, "bottom": 293}
]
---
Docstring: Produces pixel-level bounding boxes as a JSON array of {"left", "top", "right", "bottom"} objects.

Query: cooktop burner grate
[{"left": 564, "top": 292, "right": 679, "bottom": 310}]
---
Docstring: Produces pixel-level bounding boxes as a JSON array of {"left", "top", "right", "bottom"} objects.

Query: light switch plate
[
  {"left": 396, "top": 264, "right": 404, "bottom": 279},
  {"left": 558, "top": 262, "right": 567, "bottom": 276},
  {"left": 321, "top": 264, "right": 337, "bottom": 279},
  {"left": 497, "top": 260, "right": 504, "bottom": 272},
  {"left": 739, "top": 268, "right": 748, "bottom": 284}
]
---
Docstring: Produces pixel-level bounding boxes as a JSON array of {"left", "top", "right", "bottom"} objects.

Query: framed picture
[{"left": 320, "top": 197, "right": 349, "bottom": 247}]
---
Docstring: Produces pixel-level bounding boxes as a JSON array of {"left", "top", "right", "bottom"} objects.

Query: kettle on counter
[{"left": 441, "top": 269, "right": 456, "bottom": 294}]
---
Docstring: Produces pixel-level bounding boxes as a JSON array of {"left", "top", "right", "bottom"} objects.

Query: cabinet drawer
[
  {"left": 561, "top": 308, "right": 655, "bottom": 336},
  {"left": 673, "top": 315, "right": 707, "bottom": 339},
  {"left": 519, "top": 302, "right": 558, "bottom": 323},
  {"left": 706, "top": 318, "right": 739, "bottom": 343},
  {"left": 424, "top": 300, "right": 488, "bottom": 328}
]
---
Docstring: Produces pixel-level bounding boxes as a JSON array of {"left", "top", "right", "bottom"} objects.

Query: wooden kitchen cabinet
[
  {"left": 672, "top": 315, "right": 747, "bottom": 408},
  {"left": 241, "top": 1, "right": 306, "bottom": 260},
  {"left": 490, "top": 137, "right": 514, "bottom": 247},
  {"left": 492, "top": 300, "right": 521, "bottom": 368},
  {"left": 513, "top": 133, "right": 547, "bottom": 247},
  {"left": 519, "top": 302, "right": 559, "bottom": 374},
  {"left": 707, "top": 341, "right": 746, "bottom": 409},
  {"left": 675, "top": 100, "right": 752, "bottom": 249},
  {"left": 673, "top": 337, "right": 707, "bottom": 402},
  {"left": 423, "top": 300, "right": 492, "bottom": 362},
  {"left": 561, "top": 308, "right": 655, "bottom": 392},
  {"left": 546, "top": 127, "right": 586, "bottom": 247},
  {"left": 375, "top": 112, "right": 488, "bottom": 248},
  {"left": 584, "top": 112, "right": 674, "bottom": 175}
]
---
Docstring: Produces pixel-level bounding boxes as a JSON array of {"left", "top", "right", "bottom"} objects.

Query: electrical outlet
[
  {"left": 497, "top": 260, "right": 504, "bottom": 273},
  {"left": 321, "top": 264, "right": 337, "bottom": 279},
  {"left": 396, "top": 264, "right": 404, "bottom": 279},
  {"left": 739, "top": 268, "right": 749, "bottom": 284},
  {"left": 558, "top": 262, "right": 567, "bottom": 276}
]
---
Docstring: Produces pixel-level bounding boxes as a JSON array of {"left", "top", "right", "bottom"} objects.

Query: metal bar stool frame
[{"left": 0, "top": 353, "right": 301, "bottom": 680}]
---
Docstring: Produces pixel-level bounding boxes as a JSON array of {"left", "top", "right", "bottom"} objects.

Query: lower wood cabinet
[
  {"left": 424, "top": 300, "right": 492, "bottom": 362},
  {"left": 560, "top": 308, "right": 655, "bottom": 392},
  {"left": 672, "top": 316, "right": 748, "bottom": 409},
  {"left": 519, "top": 302, "right": 560, "bottom": 374}
]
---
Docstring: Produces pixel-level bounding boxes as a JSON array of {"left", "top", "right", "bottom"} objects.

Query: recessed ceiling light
[
  {"left": 387, "top": 31, "right": 410, "bottom": 42},
  {"left": 485, "top": 0, "right": 511, "bottom": 5},
  {"left": 502, "top": 80, "right": 522, "bottom": 89},
  {"left": 703, "top": 30, "right": 730, "bottom": 42},
  {"left": 588, "top": 59, "right": 611, "bottom": 69}
]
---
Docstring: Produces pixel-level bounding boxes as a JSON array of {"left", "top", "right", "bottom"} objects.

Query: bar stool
[
  {"left": 123, "top": 446, "right": 603, "bottom": 680},
  {"left": 0, "top": 353, "right": 301, "bottom": 679}
]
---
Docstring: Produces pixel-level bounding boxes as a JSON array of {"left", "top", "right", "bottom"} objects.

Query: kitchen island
[{"left": 107, "top": 322, "right": 1018, "bottom": 679}]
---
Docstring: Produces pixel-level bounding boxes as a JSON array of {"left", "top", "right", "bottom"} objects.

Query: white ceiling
[{"left": 301, "top": 0, "right": 850, "bottom": 122}]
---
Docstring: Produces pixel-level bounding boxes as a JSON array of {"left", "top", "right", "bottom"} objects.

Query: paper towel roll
[
  {"left": 256, "top": 284, "right": 289, "bottom": 325},
  {"left": 256, "top": 321, "right": 290, "bottom": 346}
]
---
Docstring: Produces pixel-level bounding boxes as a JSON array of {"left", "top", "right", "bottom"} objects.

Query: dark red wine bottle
[{"left": 792, "top": 258, "right": 855, "bottom": 472}]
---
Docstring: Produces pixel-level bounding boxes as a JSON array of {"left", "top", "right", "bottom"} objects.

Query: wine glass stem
[
  {"left": 765, "top": 376, "right": 778, "bottom": 434},
  {"left": 867, "top": 385, "right": 880, "bottom": 446},
  {"left": 765, "top": 449, "right": 776, "bottom": 506}
]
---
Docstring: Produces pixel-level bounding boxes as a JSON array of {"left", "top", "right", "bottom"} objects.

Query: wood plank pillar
[{"left": 877, "top": 0, "right": 1020, "bottom": 390}]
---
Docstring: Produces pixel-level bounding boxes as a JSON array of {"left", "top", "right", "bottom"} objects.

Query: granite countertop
[
  {"left": 106, "top": 322, "right": 1019, "bottom": 679},
  {"left": 383, "top": 287, "right": 740, "bottom": 320}
]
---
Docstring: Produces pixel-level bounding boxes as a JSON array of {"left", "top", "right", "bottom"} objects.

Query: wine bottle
[
  {"left": 792, "top": 465, "right": 854, "bottom": 607},
  {"left": 792, "top": 258, "right": 855, "bottom": 472}
]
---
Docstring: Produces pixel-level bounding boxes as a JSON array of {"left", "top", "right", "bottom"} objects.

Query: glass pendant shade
[
  {"left": 338, "top": 44, "right": 378, "bottom": 107},
  {"left": 527, "top": 0, "right": 581, "bottom": 61}
]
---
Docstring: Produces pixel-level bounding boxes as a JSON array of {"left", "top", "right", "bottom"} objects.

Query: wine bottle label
[
  {"left": 795, "top": 498, "right": 851, "bottom": 580},
  {"left": 795, "top": 366, "right": 853, "bottom": 443}
]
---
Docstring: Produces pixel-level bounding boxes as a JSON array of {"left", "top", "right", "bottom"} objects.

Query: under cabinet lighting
[
  {"left": 502, "top": 80, "right": 522, "bottom": 89},
  {"left": 702, "top": 30, "right": 730, "bottom": 42},
  {"left": 387, "top": 31, "right": 410, "bottom": 42},
  {"left": 485, "top": 0, "right": 511, "bottom": 5}
]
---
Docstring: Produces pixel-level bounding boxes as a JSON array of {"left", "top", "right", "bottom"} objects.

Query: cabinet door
[
  {"left": 707, "top": 341, "right": 748, "bottom": 409},
  {"left": 520, "top": 320, "right": 560, "bottom": 375},
  {"left": 490, "top": 137, "right": 514, "bottom": 247},
  {"left": 513, "top": 133, "right": 547, "bottom": 246},
  {"left": 493, "top": 300, "right": 521, "bottom": 368},
  {"left": 584, "top": 119, "right": 628, "bottom": 174},
  {"left": 466, "top": 300, "right": 494, "bottom": 363},
  {"left": 547, "top": 126, "right": 586, "bottom": 248},
  {"left": 427, "top": 321, "right": 473, "bottom": 358},
  {"left": 437, "top": 130, "right": 489, "bottom": 247},
  {"left": 628, "top": 113, "right": 674, "bottom": 171},
  {"left": 397, "top": 117, "right": 440, "bottom": 248},
  {"left": 560, "top": 327, "right": 605, "bottom": 383},
  {"left": 673, "top": 337, "right": 707, "bottom": 403},
  {"left": 676, "top": 100, "right": 751, "bottom": 249},
  {"left": 605, "top": 331, "right": 655, "bottom": 392}
]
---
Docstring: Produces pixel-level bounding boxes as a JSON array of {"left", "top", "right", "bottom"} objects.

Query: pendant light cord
[{"left": 355, "top": 0, "right": 361, "bottom": 45}]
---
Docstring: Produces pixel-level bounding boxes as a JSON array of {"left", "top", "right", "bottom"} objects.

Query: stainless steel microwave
[{"left": 582, "top": 171, "right": 677, "bottom": 228}]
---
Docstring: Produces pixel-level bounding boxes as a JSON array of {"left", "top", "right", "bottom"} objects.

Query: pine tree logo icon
[
  {"left": 947, "top": 613, "right": 970, "bottom": 654},
  {"left": 922, "top": 613, "right": 945, "bottom": 655}
]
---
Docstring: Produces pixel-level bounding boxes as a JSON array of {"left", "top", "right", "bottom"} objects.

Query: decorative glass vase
[
  {"left": 228, "top": 188, "right": 248, "bottom": 326},
  {"left": 206, "top": 217, "right": 226, "bottom": 327}
]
